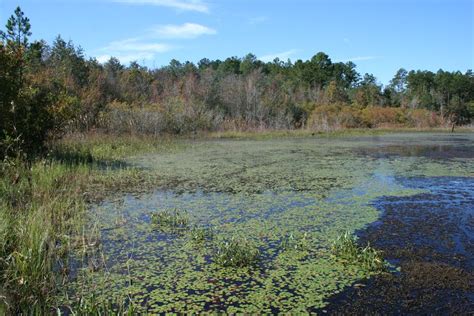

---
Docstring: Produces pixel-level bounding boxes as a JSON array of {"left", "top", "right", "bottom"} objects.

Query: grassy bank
[
  {"left": 205, "top": 126, "right": 474, "bottom": 140},
  {"left": 0, "top": 135, "right": 178, "bottom": 313}
]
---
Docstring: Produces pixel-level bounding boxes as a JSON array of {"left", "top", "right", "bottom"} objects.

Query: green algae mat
[{"left": 62, "top": 133, "right": 474, "bottom": 313}]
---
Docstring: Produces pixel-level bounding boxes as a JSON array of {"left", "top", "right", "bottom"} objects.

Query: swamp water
[{"left": 63, "top": 133, "right": 473, "bottom": 313}]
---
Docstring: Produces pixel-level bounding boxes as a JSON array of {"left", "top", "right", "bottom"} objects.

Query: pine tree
[{"left": 0, "top": 6, "right": 31, "bottom": 50}]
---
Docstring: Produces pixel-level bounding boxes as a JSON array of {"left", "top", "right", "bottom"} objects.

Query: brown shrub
[
  {"left": 407, "top": 108, "right": 441, "bottom": 128},
  {"left": 308, "top": 104, "right": 362, "bottom": 131},
  {"left": 361, "top": 107, "right": 406, "bottom": 127}
]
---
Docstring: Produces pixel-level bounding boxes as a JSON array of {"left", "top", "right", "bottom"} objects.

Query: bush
[
  {"left": 308, "top": 103, "right": 362, "bottom": 130},
  {"left": 98, "top": 98, "right": 221, "bottom": 135},
  {"left": 407, "top": 108, "right": 441, "bottom": 128},
  {"left": 361, "top": 106, "right": 406, "bottom": 127},
  {"left": 0, "top": 44, "right": 55, "bottom": 159}
]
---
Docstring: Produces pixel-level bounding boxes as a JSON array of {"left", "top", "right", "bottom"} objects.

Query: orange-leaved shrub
[
  {"left": 406, "top": 108, "right": 441, "bottom": 128},
  {"left": 307, "top": 104, "right": 362, "bottom": 131},
  {"left": 361, "top": 106, "right": 406, "bottom": 127}
]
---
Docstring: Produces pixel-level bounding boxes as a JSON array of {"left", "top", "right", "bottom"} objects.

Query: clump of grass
[
  {"left": 189, "top": 226, "right": 214, "bottom": 244},
  {"left": 280, "top": 232, "right": 311, "bottom": 251},
  {"left": 151, "top": 209, "right": 189, "bottom": 231},
  {"left": 60, "top": 294, "right": 137, "bottom": 315},
  {"left": 331, "top": 232, "right": 387, "bottom": 273},
  {"left": 214, "top": 237, "right": 260, "bottom": 268}
]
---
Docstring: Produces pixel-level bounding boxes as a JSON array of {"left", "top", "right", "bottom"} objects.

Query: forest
[{"left": 1, "top": 7, "right": 473, "bottom": 157}]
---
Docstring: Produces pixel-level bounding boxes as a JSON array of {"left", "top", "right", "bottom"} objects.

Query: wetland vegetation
[
  {"left": 56, "top": 132, "right": 473, "bottom": 314},
  {"left": 1, "top": 5, "right": 473, "bottom": 314}
]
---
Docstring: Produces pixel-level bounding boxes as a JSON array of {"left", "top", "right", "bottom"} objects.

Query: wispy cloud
[
  {"left": 336, "top": 56, "right": 380, "bottom": 62},
  {"left": 96, "top": 37, "right": 173, "bottom": 64},
  {"left": 95, "top": 21, "right": 215, "bottom": 64},
  {"left": 259, "top": 49, "right": 298, "bottom": 63},
  {"left": 112, "top": 0, "right": 209, "bottom": 13},
  {"left": 103, "top": 38, "right": 172, "bottom": 52},
  {"left": 153, "top": 23, "right": 216, "bottom": 39}
]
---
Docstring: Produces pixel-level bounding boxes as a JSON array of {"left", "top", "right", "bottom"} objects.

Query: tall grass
[
  {"left": 0, "top": 159, "right": 88, "bottom": 313},
  {"left": 0, "top": 133, "right": 182, "bottom": 313}
]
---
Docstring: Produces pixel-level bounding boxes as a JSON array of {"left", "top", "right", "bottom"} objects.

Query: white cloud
[
  {"left": 259, "top": 49, "right": 298, "bottom": 63},
  {"left": 96, "top": 37, "right": 173, "bottom": 64},
  {"left": 94, "top": 22, "right": 215, "bottom": 64},
  {"left": 153, "top": 23, "right": 216, "bottom": 39},
  {"left": 104, "top": 38, "right": 172, "bottom": 53},
  {"left": 112, "top": 0, "right": 209, "bottom": 13}
]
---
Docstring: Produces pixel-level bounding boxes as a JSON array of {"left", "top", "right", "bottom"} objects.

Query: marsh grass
[
  {"left": 57, "top": 132, "right": 182, "bottom": 161},
  {"left": 0, "top": 159, "right": 88, "bottom": 313},
  {"left": 151, "top": 209, "right": 190, "bottom": 231},
  {"left": 0, "top": 134, "right": 175, "bottom": 313},
  {"left": 214, "top": 237, "right": 260, "bottom": 268},
  {"left": 280, "top": 232, "right": 311, "bottom": 251},
  {"left": 189, "top": 226, "right": 214, "bottom": 244},
  {"left": 59, "top": 294, "right": 138, "bottom": 316},
  {"left": 331, "top": 232, "right": 387, "bottom": 273},
  {"left": 205, "top": 127, "right": 470, "bottom": 140}
]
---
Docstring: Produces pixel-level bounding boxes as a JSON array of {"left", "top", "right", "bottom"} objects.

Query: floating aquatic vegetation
[
  {"left": 214, "top": 237, "right": 260, "bottom": 268},
  {"left": 331, "top": 232, "right": 387, "bottom": 273},
  {"left": 60, "top": 133, "right": 474, "bottom": 313}
]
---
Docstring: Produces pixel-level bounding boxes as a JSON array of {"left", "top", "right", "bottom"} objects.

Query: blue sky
[{"left": 1, "top": 0, "right": 473, "bottom": 84}]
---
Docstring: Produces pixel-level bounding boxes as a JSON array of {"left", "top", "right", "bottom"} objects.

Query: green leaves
[
  {"left": 331, "top": 232, "right": 387, "bottom": 273},
  {"left": 150, "top": 208, "right": 189, "bottom": 231},
  {"left": 0, "top": 6, "right": 31, "bottom": 49},
  {"left": 214, "top": 237, "right": 260, "bottom": 268}
]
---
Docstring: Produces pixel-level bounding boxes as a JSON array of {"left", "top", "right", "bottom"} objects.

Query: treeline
[{"left": 1, "top": 7, "right": 474, "bottom": 157}]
